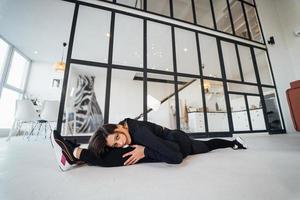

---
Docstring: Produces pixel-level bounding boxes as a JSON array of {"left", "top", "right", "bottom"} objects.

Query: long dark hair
[{"left": 88, "top": 124, "right": 118, "bottom": 157}]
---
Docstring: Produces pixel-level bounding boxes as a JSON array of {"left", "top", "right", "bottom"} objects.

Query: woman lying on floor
[{"left": 51, "top": 118, "right": 247, "bottom": 171}]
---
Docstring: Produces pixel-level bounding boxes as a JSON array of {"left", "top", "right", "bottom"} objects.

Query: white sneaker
[
  {"left": 50, "top": 131, "right": 77, "bottom": 171},
  {"left": 234, "top": 136, "right": 247, "bottom": 150}
]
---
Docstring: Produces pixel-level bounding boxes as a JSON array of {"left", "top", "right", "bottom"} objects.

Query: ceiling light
[
  {"left": 54, "top": 61, "right": 65, "bottom": 71},
  {"left": 34, "top": 51, "right": 38, "bottom": 54},
  {"left": 54, "top": 42, "right": 67, "bottom": 71},
  {"left": 183, "top": 48, "right": 188, "bottom": 52},
  {"left": 204, "top": 80, "right": 211, "bottom": 93},
  {"left": 106, "top": 33, "right": 110, "bottom": 37}
]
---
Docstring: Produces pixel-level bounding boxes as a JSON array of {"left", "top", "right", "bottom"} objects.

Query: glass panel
[
  {"left": 263, "top": 87, "right": 283, "bottom": 131},
  {"left": 110, "top": 69, "right": 143, "bottom": 123},
  {"left": 147, "top": 0, "right": 170, "bottom": 17},
  {"left": 178, "top": 77, "right": 204, "bottom": 133},
  {"left": 213, "top": 0, "right": 233, "bottom": 34},
  {"left": 204, "top": 80, "right": 229, "bottom": 132},
  {"left": 6, "top": 51, "right": 29, "bottom": 90},
  {"left": 230, "top": 94, "right": 249, "bottom": 131},
  {"left": 173, "top": 0, "right": 194, "bottom": 23},
  {"left": 221, "top": 41, "right": 241, "bottom": 81},
  {"left": 254, "top": 49, "right": 274, "bottom": 85},
  {"left": 247, "top": 96, "right": 266, "bottom": 130},
  {"left": 0, "top": 88, "right": 22, "bottom": 128},
  {"left": 147, "top": 73, "right": 176, "bottom": 129},
  {"left": 227, "top": 83, "right": 258, "bottom": 94},
  {"left": 175, "top": 28, "right": 199, "bottom": 75},
  {"left": 72, "top": 6, "right": 111, "bottom": 63},
  {"left": 117, "top": 0, "right": 144, "bottom": 9},
  {"left": 245, "top": 4, "right": 262, "bottom": 42},
  {"left": 113, "top": 14, "right": 143, "bottom": 68},
  {"left": 0, "top": 38, "right": 9, "bottom": 81},
  {"left": 198, "top": 34, "right": 221, "bottom": 78},
  {"left": 194, "top": 0, "right": 214, "bottom": 28},
  {"left": 238, "top": 45, "right": 257, "bottom": 83},
  {"left": 229, "top": 0, "right": 249, "bottom": 38},
  {"left": 62, "top": 64, "right": 106, "bottom": 136},
  {"left": 147, "top": 21, "right": 173, "bottom": 72}
]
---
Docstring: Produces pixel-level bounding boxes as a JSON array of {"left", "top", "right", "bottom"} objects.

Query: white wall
[
  {"left": 274, "top": 0, "right": 300, "bottom": 76},
  {"left": 26, "top": 61, "right": 64, "bottom": 101},
  {"left": 256, "top": 0, "right": 300, "bottom": 132},
  {"left": 109, "top": 76, "right": 143, "bottom": 124}
]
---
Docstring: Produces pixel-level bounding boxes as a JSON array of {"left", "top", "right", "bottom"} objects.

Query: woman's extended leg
[
  {"left": 191, "top": 139, "right": 233, "bottom": 154},
  {"left": 190, "top": 137, "right": 247, "bottom": 154},
  {"left": 74, "top": 147, "right": 158, "bottom": 167},
  {"left": 161, "top": 129, "right": 246, "bottom": 155},
  {"left": 51, "top": 130, "right": 158, "bottom": 171}
]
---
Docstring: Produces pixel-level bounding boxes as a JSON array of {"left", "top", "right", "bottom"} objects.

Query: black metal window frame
[
  {"left": 66, "top": 0, "right": 265, "bottom": 45},
  {"left": 63, "top": 0, "right": 265, "bottom": 44},
  {"left": 58, "top": 0, "right": 286, "bottom": 143}
]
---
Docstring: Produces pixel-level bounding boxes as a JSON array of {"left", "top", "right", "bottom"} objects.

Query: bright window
[
  {"left": 0, "top": 88, "right": 21, "bottom": 128},
  {"left": 0, "top": 37, "right": 31, "bottom": 130},
  {"left": 6, "top": 51, "right": 30, "bottom": 90},
  {"left": 0, "top": 38, "right": 9, "bottom": 82}
]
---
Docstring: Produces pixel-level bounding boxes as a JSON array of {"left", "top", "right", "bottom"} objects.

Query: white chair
[
  {"left": 39, "top": 100, "right": 60, "bottom": 138},
  {"left": 7, "top": 100, "right": 41, "bottom": 141}
]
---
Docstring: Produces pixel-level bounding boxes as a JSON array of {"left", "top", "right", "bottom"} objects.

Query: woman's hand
[{"left": 123, "top": 145, "right": 145, "bottom": 166}]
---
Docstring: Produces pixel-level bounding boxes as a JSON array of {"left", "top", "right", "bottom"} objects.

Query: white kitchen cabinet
[
  {"left": 188, "top": 112, "right": 229, "bottom": 132},
  {"left": 250, "top": 109, "right": 266, "bottom": 130},
  {"left": 188, "top": 112, "right": 205, "bottom": 132},
  {"left": 207, "top": 112, "right": 229, "bottom": 132},
  {"left": 232, "top": 111, "right": 250, "bottom": 131}
]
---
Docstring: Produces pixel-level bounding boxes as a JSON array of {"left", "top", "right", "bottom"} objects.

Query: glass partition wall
[
  {"left": 58, "top": 1, "right": 285, "bottom": 142},
  {"left": 95, "top": 0, "right": 264, "bottom": 44}
]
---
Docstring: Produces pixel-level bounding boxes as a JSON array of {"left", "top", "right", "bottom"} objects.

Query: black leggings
[
  {"left": 191, "top": 139, "right": 234, "bottom": 154},
  {"left": 161, "top": 129, "right": 234, "bottom": 157}
]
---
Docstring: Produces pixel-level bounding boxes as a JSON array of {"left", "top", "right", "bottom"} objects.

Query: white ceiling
[{"left": 0, "top": 0, "right": 75, "bottom": 63}]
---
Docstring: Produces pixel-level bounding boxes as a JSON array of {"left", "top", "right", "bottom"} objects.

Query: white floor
[{"left": 1, "top": 133, "right": 300, "bottom": 200}]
